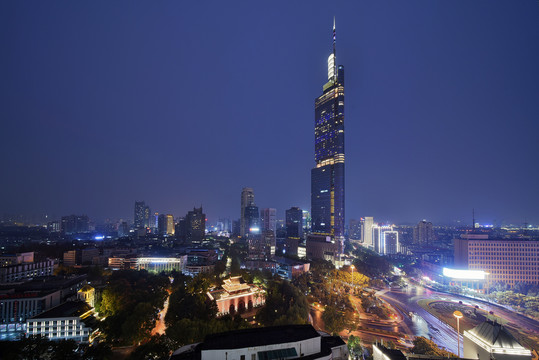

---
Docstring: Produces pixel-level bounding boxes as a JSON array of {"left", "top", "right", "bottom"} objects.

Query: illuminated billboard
[{"left": 443, "top": 268, "right": 486, "bottom": 280}]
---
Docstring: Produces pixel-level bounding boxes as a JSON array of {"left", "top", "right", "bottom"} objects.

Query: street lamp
[{"left": 453, "top": 310, "right": 463, "bottom": 357}]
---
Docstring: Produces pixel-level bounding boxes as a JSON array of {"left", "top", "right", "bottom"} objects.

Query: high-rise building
[
  {"left": 185, "top": 207, "right": 205, "bottom": 244},
  {"left": 60, "top": 215, "right": 90, "bottom": 235},
  {"left": 134, "top": 201, "right": 150, "bottom": 229},
  {"left": 383, "top": 231, "right": 399, "bottom": 255},
  {"left": 414, "top": 220, "right": 435, "bottom": 245},
  {"left": 244, "top": 205, "right": 260, "bottom": 236},
  {"left": 349, "top": 219, "right": 361, "bottom": 241},
  {"left": 260, "top": 208, "right": 277, "bottom": 236},
  {"left": 372, "top": 224, "right": 399, "bottom": 255},
  {"left": 311, "top": 20, "right": 345, "bottom": 249},
  {"left": 286, "top": 207, "right": 304, "bottom": 239},
  {"left": 361, "top": 217, "right": 374, "bottom": 248},
  {"left": 240, "top": 188, "right": 255, "bottom": 237},
  {"left": 158, "top": 214, "right": 175, "bottom": 236},
  {"left": 302, "top": 210, "right": 312, "bottom": 233}
]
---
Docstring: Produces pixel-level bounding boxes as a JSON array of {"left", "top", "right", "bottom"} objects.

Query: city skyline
[{"left": 1, "top": 1, "right": 538, "bottom": 224}]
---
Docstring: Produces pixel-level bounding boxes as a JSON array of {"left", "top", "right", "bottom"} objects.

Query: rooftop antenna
[{"left": 472, "top": 208, "right": 475, "bottom": 230}]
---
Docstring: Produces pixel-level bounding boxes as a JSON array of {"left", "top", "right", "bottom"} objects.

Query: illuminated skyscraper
[
  {"left": 311, "top": 19, "right": 345, "bottom": 244},
  {"left": 134, "top": 201, "right": 150, "bottom": 229},
  {"left": 240, "top": 187, "right": 255, "bottom": 237}
]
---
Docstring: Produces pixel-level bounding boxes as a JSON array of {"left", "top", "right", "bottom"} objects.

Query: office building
[
  {"left": 185, "top": 207, "right": 206, "bottom": 244},
  {"left": 310, "top": 20, "right": 345, "bottom": 255},
  {"left": 454, "top": 236, "right": 539, "bottom": 288},
  {"left": 60, "top": 215, "right": 89, "bottom": 235},
  {"left": 361, "top": 217, "right": 374, "bottom": 248},
  {"left": 158, "top": 214, "right": 175, "bottom": 236},
  {"left": 243, "top": 205, "right": 260, "bottom": 236},
  {"left": 248, "top": 230, "right": 276, "bottom": 261},
  {"left": 383, "top": 231, "right": 399, "bottom": 255},
  {"left": 349, "top": 219, "right": 361, "bottom": 241},
  {"left": 302, "top": 210, "right": 312, "bottom": 233},
  {"left": 414, "top": 220, "right": 435, "bottom": 245},
  {"left": 286, "top": 207, "right": 304, "bottom": 239},
  {"left": 306, "top": 234, "right": 341, "bottom": 262},
  {"left": 63, "top": 248, "right": 99, "bottom": 266},
  {"left": 240, "top": 187, "right": 255, "bottom": 237},
  {"left": 171, "top": 324, "right": 348, "bottom": 360},
  {"left": 134, "top": 201, "right": 150, "bottom": 229},
  {"left": 372, "top": 224, "right": 398, "bottom": 255},
  {"left": 260, "top": 208, "right": 277, "bottom": 236}
]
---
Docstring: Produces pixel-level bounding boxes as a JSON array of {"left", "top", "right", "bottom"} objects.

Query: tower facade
[
  {"left": 240, "top": 187, "right": 255, "bottom": 237},
  {"left": 286, "top": 207, "right": 304, "bottom": 239},
  {"left": 311, "top": 20, "right": 345, "bottom": 243},
  {"left": 260, "top": 208, "right": 277, "bottom": 236},
  {"left": 134, "top": 201, "right": 150, "bottom": 229}
]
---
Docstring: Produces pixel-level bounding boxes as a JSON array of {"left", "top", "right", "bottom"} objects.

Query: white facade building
[
  {"left": 26, "top": 301, "right": 95, "bottom": 343},
  {"left": 170, "top": 324, "right": 348, "bottom": 360}
]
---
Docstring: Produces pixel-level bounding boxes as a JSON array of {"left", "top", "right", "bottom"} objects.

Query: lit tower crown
[{"left": 327, "top": 17, "right": 336, "bottom": 80}]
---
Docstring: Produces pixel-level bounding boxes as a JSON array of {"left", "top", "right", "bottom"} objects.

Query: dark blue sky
[{"left": 1, "top": 1, "right": 538, "bottom": 225}]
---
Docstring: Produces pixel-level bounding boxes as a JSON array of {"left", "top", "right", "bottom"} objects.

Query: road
[
  {"left": 378, "top": 284, "right": 539, "bottom": 355},
  {"left": 151, "top": 294, "right": 170, "bottom": 336}
]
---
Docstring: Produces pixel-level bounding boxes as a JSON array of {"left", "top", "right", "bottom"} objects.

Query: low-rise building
[
  {"left": 170, "top": 324, "right": 348, "bottom": 360},
  {"left": 0, "top": 259, "right": 55, "bottom": 284},
  {"left": 0, "top": 289, "right": 62, "bottom": 340},
  {"left": 207, "top": 276, "right": 265, "bottom": 316},
  {"left": 26, "top": 301, "right": 96, "bottom": 343},
  {"left": 463, "top": 320, "right": 532, "bottom": 360}
]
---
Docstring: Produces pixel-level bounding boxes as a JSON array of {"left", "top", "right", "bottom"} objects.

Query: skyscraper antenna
[{"left": 472, "top": 208, "right": 475, "bottom": 230}]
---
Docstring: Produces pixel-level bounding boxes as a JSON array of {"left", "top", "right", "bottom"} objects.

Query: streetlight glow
[{"left": 453, "top": 310, "right": 463, "bottom": 357}]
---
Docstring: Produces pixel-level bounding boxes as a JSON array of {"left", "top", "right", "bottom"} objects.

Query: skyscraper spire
[
  {"left": 327, "top": 18, "right": 337, "bottom": 80},
  {"left": 333, "top": 17, "right": 336, "bottom": 57}
]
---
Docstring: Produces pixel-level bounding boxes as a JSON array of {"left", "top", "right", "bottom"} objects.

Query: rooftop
[
  {"left": 31, "top": 300, "right": 92, "bottom": 319},
  {"left": 466, "top": 319, "right": 526, "bottom": 350},
  {"left": 200, "top": 324, "right": 321, "bottom": 350}
]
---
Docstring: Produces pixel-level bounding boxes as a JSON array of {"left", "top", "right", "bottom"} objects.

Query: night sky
[{"left": 1, "top": 1, "right": 538, "bottom": 225}]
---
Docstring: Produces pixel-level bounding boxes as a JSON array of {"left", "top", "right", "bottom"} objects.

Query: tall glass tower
[{"left": 311, "top": 19, "right": 345, "bottom": 241}]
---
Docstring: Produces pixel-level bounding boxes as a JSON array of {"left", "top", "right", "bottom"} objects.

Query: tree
[
  {"left": 347, "top": 335, "right": 363, "bottom": 358},
  {"left": 412, "top": 336, "right": 456, "bottom": 357},
  {"left": 322, "top": 305, "right": 346, "bottom": 335},
  {"left": 256, "top": 280, "right": 309, "bottom": 326},
  {"left": 127, "top": 335, "right": 172, "bottom": 360}
]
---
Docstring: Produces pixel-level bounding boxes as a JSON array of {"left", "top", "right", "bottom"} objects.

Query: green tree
[
  {"left": 412, "top": 336, "right": 456, "bottom": 357},
  {"left": 347, "top": 335, "right": 363, "bottom": 357},
  {"left": 256, "top": 280, "right": 309, "bottom": 326},
  {"left": 128, "top": 335, "right": 172, "bottom": 360},
  {"left": 322, "top": 305, "right": 345, "bottom": 335}
]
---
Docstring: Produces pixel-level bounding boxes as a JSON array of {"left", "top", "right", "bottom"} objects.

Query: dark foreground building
[
  {"left": 310, "top": 20, "right": 345, "bottom": 260},
  {"left": 170, "top": 324, "right": 348, "bottom": 360}
]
